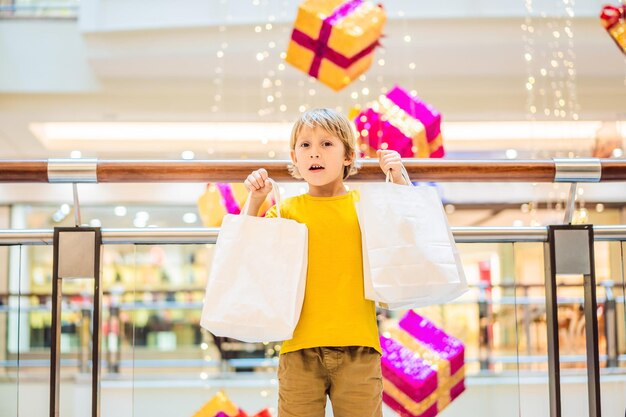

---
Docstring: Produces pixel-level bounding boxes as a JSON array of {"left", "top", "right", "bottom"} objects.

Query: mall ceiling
[{"left": 0, "top": 1, "right": 624, "bottom": 161}]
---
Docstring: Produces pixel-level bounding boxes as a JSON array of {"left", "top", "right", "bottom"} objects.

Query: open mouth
[{"left": 309, "top": 164, "right": 325, "bottom": 171}]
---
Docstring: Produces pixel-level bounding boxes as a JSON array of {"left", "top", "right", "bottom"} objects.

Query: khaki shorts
[{"left": 277, "top": 346, "right": 383, "bottom": 417}]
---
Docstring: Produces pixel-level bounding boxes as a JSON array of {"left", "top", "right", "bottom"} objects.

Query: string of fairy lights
[
  {"left": 194, "top": 1, "right": 623, "bottom": 401},
  {"left": 522, "top": 0, "right": 580, "bottom": 127},
  {"left": 521, "top": 0, "right": 594, "bottom": 225}
]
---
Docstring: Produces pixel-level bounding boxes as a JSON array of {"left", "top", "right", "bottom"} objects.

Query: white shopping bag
[
  {"left": 200, "top": 181, "right": 308, "bottom": 342},
  {"left": 357, "top": 168, "right": 467, "bottom": 309}
]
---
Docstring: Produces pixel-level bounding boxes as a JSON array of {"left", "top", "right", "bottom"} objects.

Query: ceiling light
[
  {"left": 133, "top": 218, "right": 147, "bottom": 228},
  {"left": 505, "top": 149, "right": 518, "bottom": 159},
  {"left": 114, "top": 206, "right": 127, "bottom": 216},
  {"left": 183, "top": 213, "right": 198, "bottom": 224},
  {"left": 28, "top": 121, "right": 621, "bottom": 154},
  {"left": 181, "top": 151, "right": 195, "bottom": 160},
  {"left": 135, "top": 211, "right": 149, "bottom": 222}
]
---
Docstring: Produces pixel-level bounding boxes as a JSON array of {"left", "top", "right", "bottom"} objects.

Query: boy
[{"left": 244, "top": 108, "right": 408, "bottom": 417}]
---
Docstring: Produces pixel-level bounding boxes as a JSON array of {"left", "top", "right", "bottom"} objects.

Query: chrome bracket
[
  {"left": 47, "top": 159, "right": 98, "bottom": 227},
  {"left": 553, "top": 158, "right": 601, "bottom": 224}
]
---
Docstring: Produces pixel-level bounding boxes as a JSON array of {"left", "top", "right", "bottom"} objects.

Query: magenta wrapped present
[
  {"left": 381, "top": 310, "right": 465, "bottom": 417},
  {"left": 354, "top": 85, "right": 444, "bottom": 159}
]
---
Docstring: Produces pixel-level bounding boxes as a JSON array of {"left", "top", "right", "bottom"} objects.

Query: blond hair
[{"left": 288, "top": 108, "right": 359, "bottom": 180}]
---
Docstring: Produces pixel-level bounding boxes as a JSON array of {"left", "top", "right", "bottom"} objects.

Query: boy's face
[{"left": 291, "top": 125, "right": 353, "bottom": 187}]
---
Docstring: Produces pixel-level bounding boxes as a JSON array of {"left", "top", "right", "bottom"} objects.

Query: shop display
[
  {"left": 8, "top": 205, "right": 622, "bottom": 379},
  {"left": 600, "top": 4, "right": 626, "bottom": 54},
  {"left": 354, "top": 85, "right": 444, "bottom": 158},
  {"left": 285, "top": 0, "right": 386, "bottom": 91},
  {"left": 381, "top": 310, "right": 465, "bottom": 417}
]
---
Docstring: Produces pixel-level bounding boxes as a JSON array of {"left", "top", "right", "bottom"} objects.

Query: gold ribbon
[
  {"left": 383, "top": 369, "right": 465, "bottom": 415},
  {"left": 387, "top": 327, "right": 451, "bottom": 379},
  {"left": 384, "top": 326, "right": 464, "bottom": 414},
  {"left": 375, "top": 95, "right": 425, "bottom": 138},
  {"left": 428, "top": 133, "right": 444, "bottom": 154}
]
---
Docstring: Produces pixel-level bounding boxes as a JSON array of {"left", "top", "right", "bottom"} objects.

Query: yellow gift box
[
  {"left": 197, "top": 183, "right": 272, "bottom": 227},
  {"left": 191, "top": 391, "right": 239, "bottom": 417},
  {"left": 285, "top": 0, "right": 386, "bottom": 91}
]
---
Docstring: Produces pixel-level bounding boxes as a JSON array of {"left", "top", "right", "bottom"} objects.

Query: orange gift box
[{"left": 285, "top": 0, "right": 386, "bottom": 91}]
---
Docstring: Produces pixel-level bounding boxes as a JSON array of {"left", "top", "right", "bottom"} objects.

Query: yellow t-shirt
[{"left": 265, "top": 190, "right": 381, "bottom": 354}]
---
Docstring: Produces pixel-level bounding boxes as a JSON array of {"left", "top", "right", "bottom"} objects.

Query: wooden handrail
[
  {"left": 0, "top": 160, "right": 49, "bottom": 182},
  {"left": 0, "top": 158, "right": 625, "bottom": 183}
]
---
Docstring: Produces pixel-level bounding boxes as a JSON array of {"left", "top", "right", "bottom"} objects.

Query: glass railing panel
[
  {"left": 1, "top": 244, "right": 20, "bottom": 417},
  {"left": 510, "top": 241, "right": 550, "bottom": 417},
  {"left": 379, "top": 242, "right": 526, "bottom": 416},
  {"left": 616, "top": 242, "right": 626, "bottom": 368},
  {"left": 121, "top": 244, "right": 213, "bottom": 371},
  {"left": 2, "top": 244, "right": 55, "bottom": 416},
  {"left": 100, "top": 244, "right": 136, "bottom": 417},
  {"left": 598, "top": 239, "right": 626, "bottom": 416},
  {"left": 3, "top": 228, "right": 625, "bottom": 416},
  {"left": 124, "top": 243, "right": 219, "bottom": 416}
]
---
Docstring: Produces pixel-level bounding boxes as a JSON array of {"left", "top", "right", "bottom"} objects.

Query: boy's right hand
[{"left": 244, "top": 168, "right": 273, "bottom": 200}]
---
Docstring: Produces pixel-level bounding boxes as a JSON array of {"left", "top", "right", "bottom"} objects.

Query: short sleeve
[{"left": 264, "top": 204, "right": 278, "bottom": 218}]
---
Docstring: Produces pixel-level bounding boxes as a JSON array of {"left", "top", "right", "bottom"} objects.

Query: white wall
[
  {"left": 77, "top": 0, "right": 607, "bottom": 33},
  {"left": 0, "top": 21, "right": 100, "bottom": 92}
]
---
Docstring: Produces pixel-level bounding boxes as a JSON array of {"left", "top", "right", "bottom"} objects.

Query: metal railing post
[
  {"left": 545, "top": 225, "right": 601, "bottom": 417},
  {"left": 50, "top": 227, "right": 102, "bottom": 417}
]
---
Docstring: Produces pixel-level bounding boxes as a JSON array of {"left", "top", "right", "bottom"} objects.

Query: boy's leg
[
  {"left": 328, "top": 346, "right": 383, "bottom": 417},
  {"left": 278, "top": 348, "right": 329, "bottom": 417}
]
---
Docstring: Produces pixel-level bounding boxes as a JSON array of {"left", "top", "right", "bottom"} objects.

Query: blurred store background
[{"left": 1, "top": 0, "right": 626, "bottom": 416}]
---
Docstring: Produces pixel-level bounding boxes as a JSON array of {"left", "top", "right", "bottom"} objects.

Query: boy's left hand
[{"left": 377, "top": 149, "right": 409, "bottom": 185}]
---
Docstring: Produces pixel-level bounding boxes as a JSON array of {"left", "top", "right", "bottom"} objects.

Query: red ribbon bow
[{"left": 600, "top": 4, "right": 625, "bottom": 29}]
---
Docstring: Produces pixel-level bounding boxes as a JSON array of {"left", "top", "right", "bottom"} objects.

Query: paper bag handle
[
  {"left": 385, "top": 165, "right": 412, "bottom": 186},
  {"left": 241, "top": 178, "right": 282, "bottom": 217}
]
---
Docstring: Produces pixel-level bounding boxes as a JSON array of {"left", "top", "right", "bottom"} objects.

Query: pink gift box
[
  {"left": 381, "top": 310, "right": 465, "bottom": 417},
  {"left": 354, "top": 85, "right": 444, "bottom": 158},
  {"left": 399, "top": 310, "right": 464, "bottom": 375},
  {"left": 381, "top": 336, "right": 438, "bottom": 404}
]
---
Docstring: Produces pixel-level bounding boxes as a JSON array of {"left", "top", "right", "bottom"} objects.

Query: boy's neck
[{"left": 307, "top": 179, "right": 347, "bottom": 197}]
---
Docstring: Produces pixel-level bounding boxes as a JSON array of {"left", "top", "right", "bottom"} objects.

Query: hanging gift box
[
  {"left": 197, "top": 183, "right": 273, "bottom": 227},
  {"left": 600, "top": 4, "right": 626, "bottom": 54},
  {"left": 285, "top": 0, "right": 386, "bottom": 91},
  {"left": 191, "top": 391, "right": 240, "bottom": 417},
  {"left": 191, "top": 391, "right": 273, "bottom": 417},
  {"left": 381, "top": 310, "right": 465, "bottom": 417},
  {"left": 354, "top": 85, "right": 444, "bottom": 159},
  {"left": 214, "top": 412, "right": 248, "bottom": 417}
]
